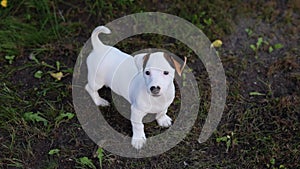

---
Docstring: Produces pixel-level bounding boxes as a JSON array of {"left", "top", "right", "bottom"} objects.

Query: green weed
[
  {"left": 34, "top": 70, "right": 43, "bottom": 79},
  {"left": 48, "top": 148, "right": 60, "bottom": 156},
  {"left": 5, "top": 158, "right": 23, "bottom": 168},
  {"left": 54, "top": 112, "right": 74, "bottom": 127},
  {"left": 23, "top": 111, "right": 48, "bottom": 126},
  {"left": 4, "top": 55, "right": 15, "bottom": 64},
  {"left": 245, "top": 29, "right": 284, "bottom": 58},
  {"left": 249, "top": 91, "right": 265, "bottom": 96},
  {"left": 269, "top": 43, "right": 284, "bottom": 53},
  {"left": 267, "top": 158, "right": 287, "bottom": 169},
  {"left": 216, "top": 132, "right": 237, "bottom": 153},
  {"left": 0, "top": 0, "right": 77, "bottom": 56},
  {"left": 76, "top": 157, "right": 96, "bottom": 169},
  {"left": 97, "top": 147, "right": 104, "bottom": 169},
  {"left": 249, "top": 36, "right": 284, "bottom": 59},
  {"left": 245, "top": 28, "right": 253, "bottom": 36},
  {"left": 29, "top": 53, "right": 72, "bottom": 81},
  {"left": 250, "top": 37, "right": 264, "bottom": 59}
]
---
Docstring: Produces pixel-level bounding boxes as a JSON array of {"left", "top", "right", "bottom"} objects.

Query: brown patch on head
[
  {"left": 163, "top": 53, "right": 175, "bottom": 68},
  {"left": 142, "top": 53, "right": 150, "bottom": 70},
  {"left": 163, "top": 53, "right": 187, "bottom": 76}
]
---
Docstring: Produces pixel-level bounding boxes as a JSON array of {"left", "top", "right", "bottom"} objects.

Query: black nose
[{"left": 150, "top": 86, "right": 160, "bottom": 94}]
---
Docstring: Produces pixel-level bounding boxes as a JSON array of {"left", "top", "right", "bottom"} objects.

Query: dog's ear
[
  {"left": 134, "top": 53, "right": 150, "bottom": 71},
  {"left": 164, "top": 53, "right": 187, "bottom": 76}
]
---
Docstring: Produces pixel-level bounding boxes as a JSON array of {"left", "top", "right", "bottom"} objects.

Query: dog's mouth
[{"left": 151, "top": 94, "right": 161, "bottom": 97}]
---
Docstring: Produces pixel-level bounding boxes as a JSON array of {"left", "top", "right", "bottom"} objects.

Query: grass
[{"left": 1, "top": 0, "right": 300, "bottom": 168}]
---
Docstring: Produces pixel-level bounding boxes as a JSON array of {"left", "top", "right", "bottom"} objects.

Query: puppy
[{"left": 85, "top": 26, "right": 186, "bottom": 149}]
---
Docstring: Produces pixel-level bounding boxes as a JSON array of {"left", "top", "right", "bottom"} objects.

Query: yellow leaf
[
  {"left": 211, "top": 39, "right": 223, "bottom": 48},
  {"left": 50, "top": 72, "right": 63, "bottom": 81},
  {"left": 1, "top": 0, "right": 7, "bottom": 7}
]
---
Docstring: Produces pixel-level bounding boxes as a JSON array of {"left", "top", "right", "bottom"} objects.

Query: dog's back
[{"left": 87, "top": 26, "right": 139, "bottom": 102}]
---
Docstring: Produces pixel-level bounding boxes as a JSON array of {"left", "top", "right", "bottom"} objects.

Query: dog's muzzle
[{"left": 150, "top": 86, "right": 160, "bottom": 96}]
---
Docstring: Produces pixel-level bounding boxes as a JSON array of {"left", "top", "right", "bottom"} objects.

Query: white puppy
[{"left": 85, "top": 26, "right": 187, "bottom": 149}]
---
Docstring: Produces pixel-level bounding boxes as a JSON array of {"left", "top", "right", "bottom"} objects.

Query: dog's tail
[{"left": 91, "top": 26, "right": 111, "bottom": 49}]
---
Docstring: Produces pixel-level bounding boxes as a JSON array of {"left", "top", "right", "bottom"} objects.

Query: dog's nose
[{"left": 150, "top": 86, "right": 160, "bottom": 94}]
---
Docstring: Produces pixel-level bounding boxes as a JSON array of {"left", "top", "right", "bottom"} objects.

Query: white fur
[{"left": 86, "top": 26, "right": 177, "bottom": 149}]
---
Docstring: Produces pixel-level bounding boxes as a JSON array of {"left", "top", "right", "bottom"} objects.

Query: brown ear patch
[
  {"left": 142, "top": 53, "right": 150, "bottom": 70},
  {"left": 164, "top": 53, "right": 187, "bottom": 76},
  {"left": 163, "top": 53, "right": 175, "bottom": 68}
]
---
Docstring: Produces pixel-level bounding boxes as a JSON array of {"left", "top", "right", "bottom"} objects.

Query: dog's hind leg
[{"left": 85, "top": 83, "right": 110, "bottom": 106}]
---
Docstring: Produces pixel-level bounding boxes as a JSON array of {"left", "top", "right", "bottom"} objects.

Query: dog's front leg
[
  {"left": 130, "top": 106, "right": 147, "bottom": 149},
  {"left": 156, "top": 109, "right": 172, "bottom": 127}
]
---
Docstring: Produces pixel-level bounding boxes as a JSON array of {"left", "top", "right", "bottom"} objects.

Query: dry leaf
[
  {"left": 1, "top": 0, "right": 7, "bottom": 7},
  {"left": 211, "top": 39, "right": 223, "bottom": 48},
  {"left": 50, "top": 72, "right": 63, "bottom": 81}
]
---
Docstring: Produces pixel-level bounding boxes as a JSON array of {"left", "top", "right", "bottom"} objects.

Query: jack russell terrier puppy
[{"left": 85, "top": 26, "right": 187, "bottom": 149}]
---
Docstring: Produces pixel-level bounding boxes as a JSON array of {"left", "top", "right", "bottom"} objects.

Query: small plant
[
  {"left": 29, "top": 53, "right": 71, "bottom": 80},
  {"left": 76, "top": 157, "right": 96, "bottom": 169},
  {"left": 55, "top": 112, "right": 74, "bottom": 127},
  {"left": 34, "top": 70, "right": 43, "bottom": 79},
  {"left": 279, "top": 165, "right": 287, "bottom": 169},
  {"left": 23, "top": 111, "right": 48, "bottom": 126},
  {"left": 189, "top": 12, "right": 213, "bottom": 29},
  {"left": 216, "top": 135, "right": 231, "bottom": 153},
  {"left": 216, "top": 132, "right": 237, "bottom": 153},
  {"left": 29, "top": 53, "right": 40, "bottom": 64},
  {"left": 266, "top": 158, "right": 287, "bottom": 169},
  {"left": 97, "top": 147, "right": 104, "bottom": 169},
  {"left": 48, "top": 148, "right": 60, "bottom": 156},
  {"left": 246, "top": 28, "right": 284, "bottom": 58},
  {"left": 245, "top": 28, "right": 253, "bottom": 36},
  {"left": 249, "top": 91, "right": 265, "bottom": 96},
  {"left": 250, "top": 37, "right": 264, "bottom": 59},
  {"left": 5, "top": 55, "right": 15, "bottom": 64},
  {"left": 248, "top": 34, "right": 284, "bottom": 59},
  {"left": 203, "top": 18, "right": 213, "bottom": 26},
  {"left": 268, "top": 43, "right": 284, "bottom": 53}
]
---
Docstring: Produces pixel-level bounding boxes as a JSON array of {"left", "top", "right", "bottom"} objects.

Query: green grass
[
  {"left": 0, "top": 0, "right": 78, "bottom": 56},
  {"left": 0, "top": 1, "right": 115, "bottom": 167}
]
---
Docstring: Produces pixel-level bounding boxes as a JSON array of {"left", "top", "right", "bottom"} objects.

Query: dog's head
[{"left": 134, "top": 52, "right": 187, "bottom": 97}]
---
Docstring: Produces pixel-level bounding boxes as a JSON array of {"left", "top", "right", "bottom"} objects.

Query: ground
[{"left": 0, "top": 0, "right": 299, "bottom": 169}]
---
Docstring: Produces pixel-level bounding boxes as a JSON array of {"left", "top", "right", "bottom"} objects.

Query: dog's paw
[
  {"left": 95, "top": 97, "right": 110, "bottom": 107},
  {"left": 85, "top": 85, "right": 110, "bottom": 106},
  {"left": 157, "top": 114, "right": 172, "bottom": 127},
  {"left": 91, "top": 95, "right": 110, "bottom": 106},
  {"left": 131, "top": 137, "right": 146, "bottom": 150}
]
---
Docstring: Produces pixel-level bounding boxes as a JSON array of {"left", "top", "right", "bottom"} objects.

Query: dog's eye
[
  {"left": 163, "top": 71, "right": 169, "bottom": 75},
  {"left": 145, "top": 71, "right": 150, "bottom": 75}
]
